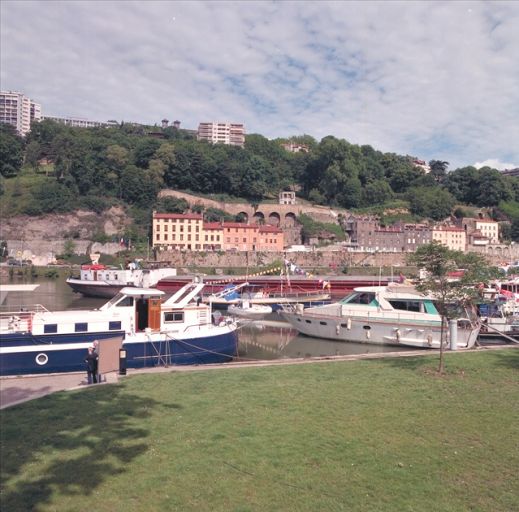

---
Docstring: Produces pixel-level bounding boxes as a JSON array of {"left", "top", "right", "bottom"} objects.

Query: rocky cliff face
[{"left": 0, "top": 207, "right": 131, "bottom": 241}]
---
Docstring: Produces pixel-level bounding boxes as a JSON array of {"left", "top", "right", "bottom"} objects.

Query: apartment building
[
  {"left": 153, "top": 213, "right": 283, "bottom": 252},
  {"left": 0, "top": 91, "right": 41, "bottom": 136},
  {"left": 197, "top": 122, "right": 245, "bottom": 147},
  {"left": 153, "top": 213, "right": 204, "bottom": 251},
  {"left": 343, "top": 215, "right": 380, "bottom": 250},
  {"left": 43, "top": 115, "right": 118, "bottom": 128},
  {"left": 460, "top": 217, "right": 499, "bottom": 244},
  {"left": 431, "top": 226, "right": 466, "bottom": 251},
  {"left": 401, "top": 223, "right": 432, "bottom": 251},
  {"left": 203, "top": 222, "right": 224, "bottom": 250},
  {"left": 257, "top": 225, "right": 284, "bottom": 251}
]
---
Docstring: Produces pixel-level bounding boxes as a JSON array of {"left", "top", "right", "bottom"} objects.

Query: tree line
[{"left": 1, "top": 120, "right": 518, "bottom": 240}]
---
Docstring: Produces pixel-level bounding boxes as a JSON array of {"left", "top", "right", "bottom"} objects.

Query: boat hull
[
  {"left": 160, "top": 276, "right": 395, "bottom": 299},
  {"left": 66, "top": 279, "right": 125, "bottom": 298},
  {"left": 0, "top": 329, "right": 238, "bottom": 376},
  {"left": 281, "top": 311, "right": 479, "bottom": 349}
]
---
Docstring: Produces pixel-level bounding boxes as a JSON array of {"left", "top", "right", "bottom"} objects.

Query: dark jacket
[{"left": 85, "top": 351, "right": 98, "bottom": 372}]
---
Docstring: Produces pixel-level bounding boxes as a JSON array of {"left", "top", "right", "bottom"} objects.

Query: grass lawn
[{"left": 1, "top": 350, "right": 518, "bottom": 512}]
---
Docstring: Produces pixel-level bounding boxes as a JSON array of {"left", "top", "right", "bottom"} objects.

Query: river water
[{"left": 1, "top": 276, "right": 415, "bottom": 361}]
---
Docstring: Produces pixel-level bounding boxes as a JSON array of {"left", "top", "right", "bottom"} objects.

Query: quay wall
[
  {"left": 153, "top": 248, "right": 516, "bottom": 271},
  {"left": 4, "top": 239, "right": 519, "bottom": 269}
]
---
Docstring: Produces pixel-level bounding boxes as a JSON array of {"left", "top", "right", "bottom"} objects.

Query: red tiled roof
[
  {"left": 259, "top": 225, "right": 283, "bottom": 233},
  {"left": 203, "top": 222, "right": 222, "bottom": 230},
  {"left": 434, "top": 226, "right": 464, "bottom": 232},
  {"left": 221, "top": 222, "right": 258, "bottom": 229},
  {"left": 153, "top": 213, "right": 202, "bottom": 220}
]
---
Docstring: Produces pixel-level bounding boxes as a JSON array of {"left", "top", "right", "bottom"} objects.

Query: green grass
[
  {"left": 1, "top": 350, "right": 518, "bottom": 512},
  {"left": 0, "top": 167, "right": 49, "bottom": 217}
]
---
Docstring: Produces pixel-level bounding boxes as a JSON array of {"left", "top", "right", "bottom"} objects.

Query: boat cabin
[
  {"left": 339, "top": 286, "right": 439, "bottom": 314},
  {"left": 8, "top": 282, "right": 212, "bottom": 337}
]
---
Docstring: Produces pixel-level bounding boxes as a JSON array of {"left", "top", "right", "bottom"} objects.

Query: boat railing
[{"left": 0, "top": 303, "right": 49, "bottom": 315}]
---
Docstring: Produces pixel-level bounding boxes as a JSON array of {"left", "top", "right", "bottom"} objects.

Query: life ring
[{"left": 35, "top": 353, "right": 48, "bottom": 365}]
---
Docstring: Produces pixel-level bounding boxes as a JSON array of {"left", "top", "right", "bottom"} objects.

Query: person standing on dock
[
  {"left": 85, "top": 346, "right": 99, "bottom": 384},
  {"left": 92, "top": 340, "right": 101, "bottom": 382}
]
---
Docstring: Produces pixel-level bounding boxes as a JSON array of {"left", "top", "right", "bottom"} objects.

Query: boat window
[
  {"left": 103, "top": 292, "right": 125, "bottom": 308},
  {"left": 305, "top": 319, "right": 312, "bottom": 323},
  {"left": 44, "top": 324, "right": 58, "bottom": 334},
  {"left": 75, "top": 322, "right": 88, "bottom": 332},
  {"left": 388, "top": 300, "right": 421, "bottom": 312},
  {"left": 116, "top": 296, "right": 134, "bottom": 307},
  {"left": 342, "top": 292, "right": 376, "bottom": 305},
  {"left": 423, "top": 300, "right": 439, "bottom": 315},
  {"left": 109, "top": 321, "right": 122, "bottom": 330},
  {"left": 320, "top": 321, "right": 327, "bottom": 325},
  {"left": 164, "top": 312, "right": 184, "bottom": 323}
]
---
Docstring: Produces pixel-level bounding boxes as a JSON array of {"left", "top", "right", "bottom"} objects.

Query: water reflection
[
  {"left": 2, "top": 276, "right": 417, "bottom": 361},
  {"left": 1, "top": 277, "right": 105, "bottom": 311},
  {"left": 237, "top": 318, "right": 414, "bottom": 361}
]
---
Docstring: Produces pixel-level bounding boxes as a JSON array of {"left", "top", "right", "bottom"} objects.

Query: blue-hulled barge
[{"left": 0, "top": 282, "right": 238, "bottom": 376}]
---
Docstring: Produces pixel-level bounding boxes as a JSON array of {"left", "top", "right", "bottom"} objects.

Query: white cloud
[
  {"left": 474, "top": 159, "right": 517, "bottom": 171},
  {"left": 1, "top": 0, "right": 518, "bottom": 169}
]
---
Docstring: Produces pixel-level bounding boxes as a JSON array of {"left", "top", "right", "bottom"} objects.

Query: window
[
  {"left": 388, "top": 300, "right": 421, "bottom": 312},
  {"left": 75, "top": 322, "right": 88, "bottom": 332},
  {"left": 164, "top": 312, "right": 184, "bottom": 322},
  {"left": 116, "top": 296, "right": 134, "bottom": 307},
  {"left": 164, "top": 234, "right": 168, "bottom": 241},
  {"left": 44, "top": 324, "right": 58, "bottom": 334},
  {"left": 344, "top": 292, "right": 376, "bottom": 305},
  {"left": 109, "top": 321, "right": 122, "bottom": 330}
]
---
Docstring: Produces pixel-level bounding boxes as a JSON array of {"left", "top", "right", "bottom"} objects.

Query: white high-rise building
[
  {"left": 197, "top": 122, "right": 245, "bottom": 147},
  {"left": 0, "top": 91, "right": 42, "bottom": 136}
]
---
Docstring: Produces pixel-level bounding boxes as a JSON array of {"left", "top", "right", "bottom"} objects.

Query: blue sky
[{"left": 1, "top": 0, "right": 518, "bottom": 170}]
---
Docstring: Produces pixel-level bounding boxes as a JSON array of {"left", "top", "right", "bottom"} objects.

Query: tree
[
  {"left": 0, "top": 124, "right": 24, "bottom": 177},
  {"left": 408, "top": 242, "right": 500, "bottom": 374},
  {"left": 429, "top": 160, "right": 449, "bottom": 183},
  {"left": 361, "top": 180, "right": 394, "bottom": 206},
  {"left": 407, "top": 187, "right": 456, "bottom": 220}
]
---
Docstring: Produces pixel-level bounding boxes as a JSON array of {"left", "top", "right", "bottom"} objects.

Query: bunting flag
[
  {"left": 284, "top": 258, "right": 315, "bottom": 279},
  {"left": 206, "top": 265, "right": 284, "bottom": 285}
]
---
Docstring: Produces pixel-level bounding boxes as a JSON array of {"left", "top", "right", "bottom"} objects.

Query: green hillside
[{"left": 1, "top": 121, "right": 519, "bottom": 241}]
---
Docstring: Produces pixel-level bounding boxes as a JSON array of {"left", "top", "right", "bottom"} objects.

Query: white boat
[
  {"left": 280, "top": 284, "right": 481, "bottom": 349},
  {"left": 478, "top": 300, "right": 519, "bottom": 338},
  {"left": 66, "top": 263, "right": 177, "bottom": 298},
  {"left": 0, "top": 281, "right": 238, "bottom": 375},
  {"left": 206, "top": 283, "right": 330, "bottom": 311},
  {"left": 228, "top": 300, "right": 273, "bottom": 319}
]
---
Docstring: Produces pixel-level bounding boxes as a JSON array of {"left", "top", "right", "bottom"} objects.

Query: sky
[{"left": 1, "top": 0, "right": 518, "bottom": 170}]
